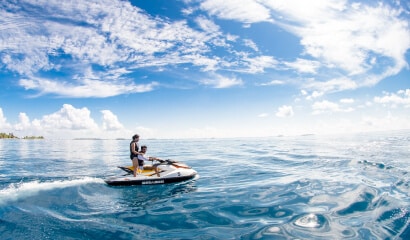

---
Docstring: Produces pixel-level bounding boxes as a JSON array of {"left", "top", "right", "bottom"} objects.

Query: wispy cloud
[
  {"left": 312, "top": 100, "right": 355, "bottom": 115},
  {"left": 241, "top": 55, "right": 278, "bottom": 73},
  {"left": 303, "top": 77, "right": 358, "bottom": 96},
  {"left": 200, "top": 74, "right": 243, "bottom": 88},
  {"left": 19, "top": 77, "right": 159, "bottom": 98},
  {"left": 0, "top": 0, "right": 246, "bottom": 97},
  {"left": 199, "top": 0, "right": 410, "bottom": 93},
  {"left": 258, "top": 80, "right": 285, "bottom": 86},
  {"left": 284, "top": 58, "right": 321, "bottom": 74},
  {"left": 200, "top": 0, "right": 272, "bottom": 23},
  {"left": 243, "top": 39, "right": 259, "bottom": 52},
  {"left": 0, "top": 0, "right": 408, "bottom": 100}
]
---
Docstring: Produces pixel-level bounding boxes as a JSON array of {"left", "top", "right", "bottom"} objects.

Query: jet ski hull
[
  {"left": 105, "top": 160, "right": 197, "bottom": 186},
  {"left": 105, "top": 172, "right": 197, "bottom": 186}
]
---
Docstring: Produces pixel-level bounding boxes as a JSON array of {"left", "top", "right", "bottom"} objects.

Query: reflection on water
[
  {"left": 116, "top": 179, "right": 198, "bottom": 210},
  {"left": 293, "top": 213, "right": 328, "bottom": 229}
]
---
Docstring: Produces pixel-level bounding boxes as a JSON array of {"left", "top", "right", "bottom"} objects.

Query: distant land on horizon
[{"left": 0, "top": 132, "right": 44, "bottom": 139}]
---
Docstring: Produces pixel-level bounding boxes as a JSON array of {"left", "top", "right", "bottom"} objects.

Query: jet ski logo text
[{"left": 142, "top": 180, "right": 165, "bottom": 185}]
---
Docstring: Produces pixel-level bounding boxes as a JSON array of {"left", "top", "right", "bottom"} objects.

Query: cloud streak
[{"left": 19, "top": 77, "right": 159, "bottom": 98}]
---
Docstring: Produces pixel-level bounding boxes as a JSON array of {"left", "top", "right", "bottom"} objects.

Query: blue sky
[{"left": 0, "top": 0, "right": 409, "bottom": 139}]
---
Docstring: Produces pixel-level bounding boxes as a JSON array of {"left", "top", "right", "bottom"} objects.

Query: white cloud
[
  {"left": 185, "top": 55, "right": 220, "bottom": 72},
  {"left": 0, "top": 0, "right": 409, "bottom": 140},
  {"left": 261, "top": 0, "right": 347, "bottom": 21},
  {"left": 199, "top": 0, "right": 410, "bottom": 92},
  {"left": 304, "top": 77, "right": 358, "bottom": 94},
  {"left": 263, "top": 0, "right": 409, "bottom": 82},
  {"left": 14, "top": 113, "right": 31, "bottom": 131},
  {"left": 0, "top": 108, "right": 12, "bottom": 130},
  {"left": 242, "top": 55, "right": 278, "bottom": 74},
  {"left": 195, "top": 16, "right": 220, "bottom": 34},
  {"left": 38, "top": 104, "right": 98, "bottom": 130},
  {"left": 311, "top": 91, "right": 324, "bottom": 99},
  {"left": 3, "top": 0, "right": 406, "bottom": 100},
  {"left": 374, "top": 89, "right": 410, "bottom": 107},
  {"left": 201, "top": 74, "right": 243, "bottom": 88},
  {"left": 0, "top": 104, "right": 133, "bottom": 138},
  {"left": 259, "top": 80, "right": 285, "bottom": 86},
  {"left": 276, "top": 105, "right": 294, "bottom": 118},
  {"left": 312, "top": 100, "right": 354, "bottom": 115},
  {"left": 200, "top": 0, "right": 272, "bottom": 23},
  {"left": 284, "top": 58, "right": 321, "bottom": 74},
  {"left": 304, "top": 90, "right": 324, "bottom": 100},
  {"left": 312, "top": 100, "right": 339, "bottom": 115},
  {"left": 0, "top": 0, "right": 237, "bottom": 97},
  {"left": 226, "top": 33, "right": 239, "bottom": 42},
  {"left": 182, "top": 7, "right": 195, "bottom": 16},
  {"left": 243, "top": 39, "right": 259, "bottom": 52},
  {"left": 19, "top": 77, "right": 159, "bottom": 98},
  {"left": 101, "top": 110, "right": 124, "bottom": 131}
]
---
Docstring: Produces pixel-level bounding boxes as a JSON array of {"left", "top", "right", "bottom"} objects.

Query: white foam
[{"left": 0, "top": 177, "right": 105, "bottom": 205}]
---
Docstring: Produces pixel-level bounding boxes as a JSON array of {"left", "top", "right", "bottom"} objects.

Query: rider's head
[{"left": 132, "top": 134, "right": 140, "bottom": 140}]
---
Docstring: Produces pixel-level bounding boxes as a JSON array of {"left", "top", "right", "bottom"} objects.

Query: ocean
[{"left": 0, "top": 131, "right": 409, "bottom": 239}]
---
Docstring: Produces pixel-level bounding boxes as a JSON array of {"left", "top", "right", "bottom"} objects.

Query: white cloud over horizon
[
  {"left": 0, "top": 89, "right": 410, "bottom": 139},
  {"left": 101, "top": 110, "right": 124, "bottom": 131}
]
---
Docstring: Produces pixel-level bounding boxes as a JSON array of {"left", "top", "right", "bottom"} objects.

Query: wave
[{"left": 0, "top": 177, "right": 105, "bottom": 205}]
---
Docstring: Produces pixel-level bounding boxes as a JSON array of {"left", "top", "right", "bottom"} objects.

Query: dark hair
[
  {"left": 132, "top": 134, "right": 139, "bottom": 140},
  {"left": 141, "top": 145, "right": 147, "bottom": 149}
]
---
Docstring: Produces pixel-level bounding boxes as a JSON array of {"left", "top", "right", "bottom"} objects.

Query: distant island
[{"left": 0, "top": 132, "right": 44, "bottom": 139}]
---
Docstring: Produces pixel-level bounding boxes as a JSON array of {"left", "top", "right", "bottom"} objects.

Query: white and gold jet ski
[{"left": 105, "top": 159, "right": 197, "bottom": 186}]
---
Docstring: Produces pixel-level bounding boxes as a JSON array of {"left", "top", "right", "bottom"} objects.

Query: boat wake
[{"left": 0, "top": 177, "right": 105, "bottom": 205}]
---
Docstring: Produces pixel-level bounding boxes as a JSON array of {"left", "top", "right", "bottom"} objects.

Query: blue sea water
[{"left": 0, "top": 131, "right": 409, "bottom": 239}]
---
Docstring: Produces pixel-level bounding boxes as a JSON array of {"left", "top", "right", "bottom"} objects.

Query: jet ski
[{"left": 105, "top": 159, "right": 197, "bottom": 186}]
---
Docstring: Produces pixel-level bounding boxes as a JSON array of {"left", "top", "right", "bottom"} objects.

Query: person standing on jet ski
[{"left": 130, "top": 134, "right": 141, "bottom": 177}]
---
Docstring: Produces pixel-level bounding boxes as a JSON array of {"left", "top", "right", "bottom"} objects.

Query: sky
[{"left": 0, "top": 0, "right": 409, "bottom": 139}]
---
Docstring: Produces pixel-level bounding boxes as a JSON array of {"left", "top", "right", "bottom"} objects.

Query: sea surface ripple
[{"left": 0, "top": 131, "right": 409, "bottom": 239}]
